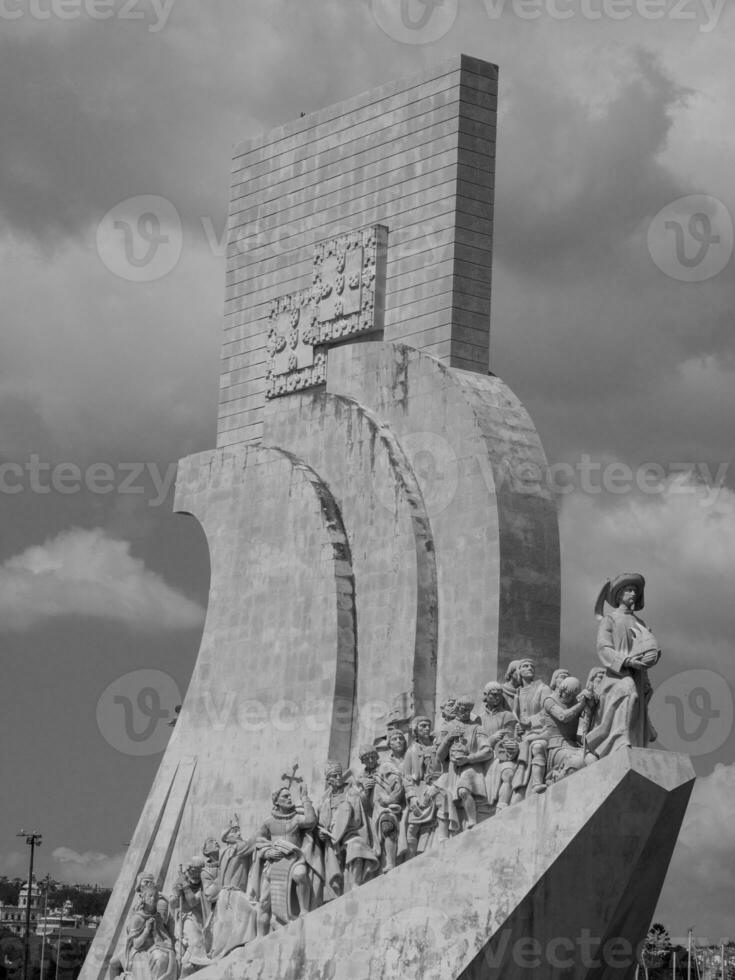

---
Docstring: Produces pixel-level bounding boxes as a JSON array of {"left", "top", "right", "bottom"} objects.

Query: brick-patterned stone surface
[{"left": 220, "top": 54, "right": 498, "bottom": 447}]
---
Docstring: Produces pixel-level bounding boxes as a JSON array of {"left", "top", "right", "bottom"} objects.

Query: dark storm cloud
[
  {"left": 495, "top": 49, "right": 690, "bottom": 273},
  {"left": 0, "top": 1, "right": 390, "bottom": 244}
]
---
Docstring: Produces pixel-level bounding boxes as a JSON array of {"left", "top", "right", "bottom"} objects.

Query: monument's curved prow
[{"left": 81, "top": 54, "right": 690, "bottom": 980}]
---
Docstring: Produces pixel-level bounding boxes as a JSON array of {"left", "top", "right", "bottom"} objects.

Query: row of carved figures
[{"left": 113, "top": 572, "right": 660, "bottom": 977}]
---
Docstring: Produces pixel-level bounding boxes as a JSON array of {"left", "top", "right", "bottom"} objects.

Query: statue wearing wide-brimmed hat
[{"left": 586, "top": 573, "right": 660, "bottom": 758}]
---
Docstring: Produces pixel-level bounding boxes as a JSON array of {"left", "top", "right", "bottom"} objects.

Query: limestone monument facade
[{"left": 81, "top": 55, "right": 693, "bottom": 980}]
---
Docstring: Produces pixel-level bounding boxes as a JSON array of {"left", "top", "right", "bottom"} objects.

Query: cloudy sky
[{"left": 1, "top": 0, "right": 734, "bottom": 946}]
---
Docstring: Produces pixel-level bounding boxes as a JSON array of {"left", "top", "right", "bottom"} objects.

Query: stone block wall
[{"left": 220, "top": 54, "right": 498, "bottom": 447}]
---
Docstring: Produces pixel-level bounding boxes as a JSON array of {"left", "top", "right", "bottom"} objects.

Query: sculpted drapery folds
[
  {"left": 316, "top": 762, "right": 379, "bottom": 897},
  {"left": 169, "top": 858, "right": 207, "bottom": 975},
  {"left": 122, "top": 882, "right": 177, "bottom": 980},
  {"left": 206, "top": 820, "right": 257, "bottom": 960},
  {"left": 357, "top": 738, "right": 408, "bottom": 873},
  {"left": 435, "top": 695, "right": 493, "bottom": 831},
  {"left": 127, "top": 578, "right": 667, "bottom": 975},
  {"left": 587, "top": 573, "right": 661, "bottom": 757},
  {"left": 512, "top": 659, "right": 554, "bottom": 796},
  {"left": 402, "top": 716, "right": 442, "bottom": 857},
  {"left": 535, "top": 677, "right": 595, "bottom": 785},
  {"left": 251, "top": 783, "right": 322, "bottom": 933},
  {"left": 198, "top": 838, "right": 220, "bottom": 935},
  {"left": 480, "top": 682, "right": 518, "bottom": 749}
]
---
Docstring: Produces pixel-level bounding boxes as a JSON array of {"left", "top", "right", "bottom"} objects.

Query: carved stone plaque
[{"left": 266, "top": 225, "right": 388, "bottom": 398}]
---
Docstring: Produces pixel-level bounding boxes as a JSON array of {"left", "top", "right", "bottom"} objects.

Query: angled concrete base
[{"left": 191, "top": 750, "right": 693, "bottom": 980}]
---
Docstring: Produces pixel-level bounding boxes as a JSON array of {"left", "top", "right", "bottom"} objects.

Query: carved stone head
[
  {"left": 504, "top": 660, "right": 522, "bottom": 688},
  {"left": 550, "top": 668, "right": 570, "bottom": 691},
  {"left": 272, "top": 786, "right": 295, "bottom": 811},
  {"left": 325, "top": 761, "right": 347, "bottom": 789},
  {"left": 358, "top": 746, "right": 379, "bottom": 771},
  {"left": 454, "top": 696, "right": 474, "bottom": 722},
  {"left": 185, "top": 856, "right": 205, "bottom": 883},
  {"left": 482, "top": 682, "right": 504, "bottom": 710},
  {"left": 518, "top": 659, "right": 536, "bottom": 683},
  {"left": 439, "top": 697, "right": 456, "bottom": 721},
  {"left": 411, "top": 716, "right": 433, "bottom": 742},
  {"left": 558, "top": 677, "right": 582, "bottom": 706},
  {"left": 387, "top": 730, "right": 407, "bottom": 757},
  {"left": 138, "top": 883, "right": 158, "bottom": 914}
]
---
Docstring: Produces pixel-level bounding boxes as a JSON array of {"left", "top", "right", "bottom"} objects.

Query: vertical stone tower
[{"left": 82, "top": 54, "right": 569, "bottom": 980}]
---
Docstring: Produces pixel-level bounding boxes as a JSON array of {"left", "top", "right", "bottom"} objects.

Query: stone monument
[{"left": 81, "top": 55, "right": 693, "bottom": 980}]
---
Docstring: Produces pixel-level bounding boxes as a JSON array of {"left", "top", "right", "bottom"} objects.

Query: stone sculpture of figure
[
  {"left": 131, "top": 873, "right": 157, "bottom": 913},
  {"left": 480, "top": 682, "right": 518, "bottom": 749},
  {"left": 251, "top": 782, "right": 322, "bottom": 934},
  {"left": 577, "top": 667, "right": 605, "bottom": 744},
  {"left": 402, "top": 716, "right": 442, "bottom": 857},
  {"left": 206, "top": 819, "right": 257, "bottom": 959},
  {"left": 376, "top": 731, "right": 409, "bottom": 870},
  {"left": 485, "top": 733, "right": 521, "bottom": 810},
  {"left": 121, "top": 881, "right": 177, "bottom": 980},
  {"left": 512, "top": 659, "right": 553, "bottom": 797},
  {"left": 550, "top": 668, "right": 570, "bottom": 692},
  {"left": 198, "top": 838, "right": 220, "bottom": 952},
  {"left": 434, "top": 697, "right": 456, "bottom": 757},
  {"left": 502, "top": 661, "right": 522, "bottom": 711},
  {"left": 357, "top": 738, "right": 407, "bottom": 873},
  {"left": 435, "top": 695, "right": 492, "bottom": 832},
  {"left": 587, "top": 573, "right": 660, "bottom": 757},
  {"left": 536, "top": 677, "right": 596, "bottom": 785},
  {"left": 169, "top": 857, "right": 207, "bottom": 975},
  {"left": 316, "top": 762, "right": 378, "bottom": 897}
]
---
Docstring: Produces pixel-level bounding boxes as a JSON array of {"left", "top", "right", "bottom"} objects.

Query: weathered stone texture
[
  {"left": 263, "top": 391, "right": 438, "bottom": 748},
  {"left": 328, "top": 343, "right": 560, "bottom": 690},
  {"left": 220, "top": 54, "right": 498, "bottom": 447},
  {"left": 185, "top": 750, "right": 694, "bottom": 980}
]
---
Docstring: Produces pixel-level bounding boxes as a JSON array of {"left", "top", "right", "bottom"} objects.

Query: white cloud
[
  {"left": 50, "top": 847, "right": 125, "bottom": 888},
  {"left": 0, "top": 527, "right": 204, "bottom": 631}
]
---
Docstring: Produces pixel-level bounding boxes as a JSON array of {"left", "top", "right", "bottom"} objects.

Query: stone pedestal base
[{"left": 188, "top": 749, "right": 693, "bottom": 980}]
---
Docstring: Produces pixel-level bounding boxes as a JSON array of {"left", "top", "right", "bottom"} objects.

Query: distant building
[
  {"left": 1, "top": 880, "right": 97, "bottom": 940},
  {"left": 0, "top": 877, "right": 40, "bottom": 936}
]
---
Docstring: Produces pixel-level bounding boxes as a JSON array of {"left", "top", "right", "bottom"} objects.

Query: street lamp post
[
  {"left": 38, "top": 874, "right": 51, "bottom": 980},
  {"left": 16, "top": 830, "right": 42, "bottom": 980}
]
